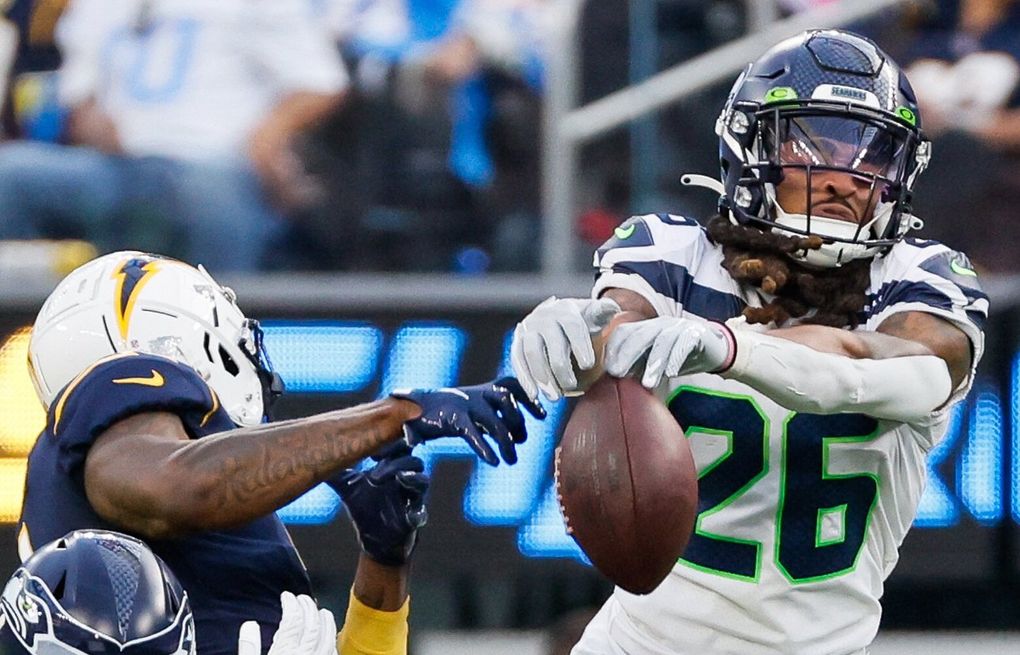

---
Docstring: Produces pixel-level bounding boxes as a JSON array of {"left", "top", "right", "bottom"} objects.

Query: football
[{"left": 555, "top": 375, "right": 698, "bottom": 594}]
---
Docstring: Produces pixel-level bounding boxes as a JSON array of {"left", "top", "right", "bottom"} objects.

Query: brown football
[{"left": 555, "top": 375, "right": 698, "bottom": 594}]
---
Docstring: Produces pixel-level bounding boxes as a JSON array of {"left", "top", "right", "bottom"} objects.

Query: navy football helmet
[
  {"left": 711, "top": 29, "right": 930, "bottom": 267},
  {"left": 0, "top": 531, "right": 195, "bottom": 654}
]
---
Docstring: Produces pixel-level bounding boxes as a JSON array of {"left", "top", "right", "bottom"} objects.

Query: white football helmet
[{"left": 28, "top": 251, "right": 282, "bottom": 427}]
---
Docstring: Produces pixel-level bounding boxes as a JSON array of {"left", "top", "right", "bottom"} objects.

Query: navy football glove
[
  {"left": 327, "top": 442, "right": 429, "bottom": 566},
  {"left": 392, "top": 376, "right": 546, "bottom": 466}
]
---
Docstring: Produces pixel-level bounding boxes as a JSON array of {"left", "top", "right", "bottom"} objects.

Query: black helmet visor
[{"left": 760, "top": 111, "right": 911, "bottom": 189}]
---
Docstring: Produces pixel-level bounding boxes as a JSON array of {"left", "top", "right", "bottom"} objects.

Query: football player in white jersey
[{"left": 511, "top": 29, "right": 988, "bottom": 655}]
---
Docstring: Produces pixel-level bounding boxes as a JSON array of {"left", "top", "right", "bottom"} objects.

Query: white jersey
[
  {"left": 56, "top": 0, "right": 348, "bottom": 161},
  {"left": 589, "top": 214, "right": 988, "bottom": 655}
]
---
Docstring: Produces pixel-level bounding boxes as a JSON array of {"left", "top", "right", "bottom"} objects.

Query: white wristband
[{"left": 722, "top": 331, "right": 953, "bottom": 423}]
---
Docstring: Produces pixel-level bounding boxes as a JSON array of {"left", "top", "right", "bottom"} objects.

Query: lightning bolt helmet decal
[{"left": 112, "top": 257, "right": 162, "bottom": 341}]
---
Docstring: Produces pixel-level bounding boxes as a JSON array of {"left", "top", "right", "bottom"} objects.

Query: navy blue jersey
[{"left": 19, "top": 353, "right": 313, "bottom": 655}]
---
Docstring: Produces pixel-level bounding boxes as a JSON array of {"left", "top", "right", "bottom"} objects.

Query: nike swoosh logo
[
  {"left": 950, "top": 259, "right": 977, "bottom": 277},
  {"left": 614, "top": 224, "right": 636, "bottom": 240},
  {"left": 112, "top": 370, "right": 165, "bottom": 387}
]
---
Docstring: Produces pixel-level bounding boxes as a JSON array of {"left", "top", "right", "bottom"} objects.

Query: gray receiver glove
[
  {"left": 510, "top": 296, "right": 621, "bottom": 401},
  {"left": 604, "top": 316, "right": 736, "bottom": 389}
]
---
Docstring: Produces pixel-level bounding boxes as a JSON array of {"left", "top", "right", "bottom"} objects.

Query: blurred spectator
[
  {"left": 896, "top": 0, "right": 1020, "bottom": 273},
  {"left": 292, "top": 0, "right": 475, "bottom": 271},
  {"left": 0, "top": 0, "right": 347, "bottom": 272},
  {"left": 299, "top": 0, "right": 552, "bottom": 272},
  {"left": 426, "top": 0, "right": 552, "bottom": 271},
  {"left": 0, "top": 0, "right": 67, "bottom": 141},
  {"left": 0, "top": 14, "right": 14, "bottom": 130}
]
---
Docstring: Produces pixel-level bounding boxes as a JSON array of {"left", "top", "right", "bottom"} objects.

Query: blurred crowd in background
[{"left": 0, "top": 0, "right": 1017, "bottom": 276}]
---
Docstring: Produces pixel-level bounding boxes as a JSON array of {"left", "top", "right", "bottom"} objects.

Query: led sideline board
[{"left": 0, "top": 320, "right": 1013, "bottom": 563}]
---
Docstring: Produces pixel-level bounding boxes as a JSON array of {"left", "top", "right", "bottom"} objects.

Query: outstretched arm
[
  {"left": 764, "top": 311, "right": 971, "bottom": 389},
  {"left": 85, "top": 377, "right": 541, "bottom": 540},
  {"left": 601, "top": 287, "right": 971, "bottom": 421},
  {"left": 85, "top": 398, "right": 418, "bottom": 540},
  {"left": 602, "top": 286, "right": 970, "bottom": 384}
]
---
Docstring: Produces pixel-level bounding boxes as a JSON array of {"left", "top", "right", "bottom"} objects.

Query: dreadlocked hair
[{"left": 705, "top": 215, "right": 871, "bottom": 328}]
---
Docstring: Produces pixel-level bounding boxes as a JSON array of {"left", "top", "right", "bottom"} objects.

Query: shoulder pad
[
  {"left": 917, "top": 249, "right": 983, "bottom": 292},
  {"left": 596, "top": 214, "right": 705, "bottom": 258},
  {"left": 48, "top": 353, "right": 218, "bottom": 474}
]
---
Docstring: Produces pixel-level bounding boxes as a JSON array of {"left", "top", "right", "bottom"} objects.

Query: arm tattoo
[
  {"left": 88, "top": 399, "right": 416, "bottom": 535},
  {"left": 210, "top": 412, "right": 395, "bottom": 509}
]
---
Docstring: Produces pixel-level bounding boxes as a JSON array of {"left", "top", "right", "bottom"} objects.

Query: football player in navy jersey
[
  {"left": 0, "top": 462, "right": 423, "bottom": 655},
  {"left": 18, "top": 250, "right": 544, "bottom": 655},
  {"left": 512, "top": 30, "right": 987, "bottom": 655}
]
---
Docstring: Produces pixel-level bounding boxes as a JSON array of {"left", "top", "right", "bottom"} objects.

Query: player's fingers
[
  {"left": 602, "top": 323, "right": 633, "bottom": 377},
  {"left": 316, "top": 608, "right": 338, "bottom": 655},
  {"left": 372, "top": 440, "right": 414, "bottom": 462},
  {"left": 496, "top": 376, "right": 546, "bottom": 421},
  {"left": 459, "top": 420, "right": 498, "bottom": 466},
  {"left": 368, "top": 455, "right": 423, "bottom": 484},
  {"left": 521, "top": 330, "right": 563, "bottom": 401},
  {"left": 270, "top": 592, "right": 302, "bottom": 652},
  {"left": 604, "top": 322, "right": 652, "bottom": 378},
  {"left": 665, "top": 326, "right": 699, "bottom": 378},
  {"left": 472, "top": 405, "right": 517, "bottom": 465},
  {"left": 484, "top": 382, "right": 527, "bottom": 443},
  {"left": 559, "top": 311, "right": 596, "bottom": 371},
  {"left": 642, "top": 330, "right": 675, "bottom": 389},
  {"left": 324, "top": 468, "right": 361, "bottom": 500},
  {"left": 402, "top": 422, "right": 432, "bottom": 448},
  {"left": 409, "top": 502, "right": 429, "bottom": 529},
  {"left": 396, "top": 470, "right": 430, "bottom": 496},
  {"left": 296, "top": 594, "right": 321, "bottom": 649},
  {"left": 237, "top": 621, "right": 262, "bottom": 655},
  {"left": 510, "top": 327, "right": 540, "bottom": 402},
  {"left": 540, "top": 320, "right": 579, "bottom": 392}
]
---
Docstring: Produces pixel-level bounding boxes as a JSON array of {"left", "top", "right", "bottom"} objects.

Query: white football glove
[
  {"left": 511, "top": 296, "right": 621, "bottom": 401},
  {"left": 237, "top": 592, "right": 338, "bottom": 655},
  {"left": 604, "top": 316, "right": 736, "bottom": 389}
]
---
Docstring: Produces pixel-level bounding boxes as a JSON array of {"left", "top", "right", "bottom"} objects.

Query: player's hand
[
  {"left": 511, "top": 296, "right": 621, "bottom": 401},
  {"left": 326, "top": 443, "right": 429, "bottom": 566},
  {"left": 392, "top": 376, "right": 546, "bottom": 466},
  {"left": 604, "top": 316, "right": 736, "bottom": 389},
  {"left": 237, "top": 592, "right": 337, "bottom": 655}
]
